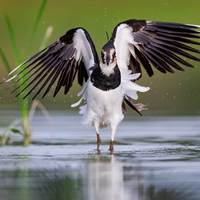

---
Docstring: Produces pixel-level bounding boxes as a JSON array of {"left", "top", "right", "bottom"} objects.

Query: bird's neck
[{"left": 100, "top": 62, "right": 116, "bottom": 76}]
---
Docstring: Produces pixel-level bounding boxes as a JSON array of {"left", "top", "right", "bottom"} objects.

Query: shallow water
[{"left": 0, "top": 109, "right": 200, "bottom": 200}]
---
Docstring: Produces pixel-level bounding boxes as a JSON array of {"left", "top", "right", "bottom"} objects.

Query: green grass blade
[
  {"left": 0, "top": 47, "right": 12, "bottom": 73},
  {"left": 29, "top": 0, "right": 48, "bottom": 56},
  {"left": 0, "top": 118, "right": 22, "bottom": 145},
  {"left": 39, "top": 26, "right": 53, "bottom": 51},
  {"left": 4, "top": 14, "right": 29, "bottom": 136},
  {"left": 4, "top": 14, "right": 27, "bottom": 97},
  {"left": 0, "top": 47, "right": 19, "bottom": 94},
  {"left": 4, "top": 15, "right": 20, "bottom": 66},
  {"left": 2, "top": 118, "right": 23, "bottom": 137},
  {"left": 2, "top": 1, "right": 48, "bottom": 140}
]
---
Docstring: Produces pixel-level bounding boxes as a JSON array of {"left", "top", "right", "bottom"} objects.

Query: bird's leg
[
  {"left": 96, "top": 132, "right": 101, "bottom": 149},
  {"left": 94, "top": 123, "right": 101, "bottom": 150},
  {"left": 109, "top": 140, "right": 114, "bottom": 151},
  {"left": 109, "top": 124, "right": 116, "bottom": 152},
  {"left": 109, "top": 141, "right": 114, "bottom": 155}
]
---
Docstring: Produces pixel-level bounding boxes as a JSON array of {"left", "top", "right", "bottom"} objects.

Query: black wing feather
[
  {"left": 140, "top": 21, "right": 200, "bottom": 75},
  {"left": 2, "top": 28, "right": 99, "bottom": 99},
  {"left": 134, "top": 47, "right": 154, "bottom": 76},
  {"left": 112, "top": 19, "right": 200, "bottom": 78}
]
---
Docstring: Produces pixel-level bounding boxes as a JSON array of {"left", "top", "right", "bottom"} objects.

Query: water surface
[{"left": 0, "top": 110, "right": 200, "bottom": 200}]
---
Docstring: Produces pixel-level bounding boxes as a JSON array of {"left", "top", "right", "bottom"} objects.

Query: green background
[{"left": 0, "top": 0, "right": 200, "bottom": 115}]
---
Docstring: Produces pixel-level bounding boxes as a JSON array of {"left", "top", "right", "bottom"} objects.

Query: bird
[{"left": 2, "top": 19, "right": 200, "bottom": 151}]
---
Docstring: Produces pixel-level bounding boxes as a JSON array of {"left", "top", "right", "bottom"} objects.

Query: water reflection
[
  {"left": 0, "top": 153, "right": 198, "bottom": 200},
  {"left": 88, "top": 155, "right": 124, "bottom": 200}
]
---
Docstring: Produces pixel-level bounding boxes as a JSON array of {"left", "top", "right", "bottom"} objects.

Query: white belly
[{"left": 81, "top": 81, "right": 124, "bottom": 128}]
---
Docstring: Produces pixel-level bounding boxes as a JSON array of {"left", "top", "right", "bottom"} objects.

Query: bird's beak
[{"left": 106, "top": 57, "right": 110, "bottom": 66}]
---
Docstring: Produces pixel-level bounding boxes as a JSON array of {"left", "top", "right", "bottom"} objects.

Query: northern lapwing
[{"left": 2, "top": 19, "right": 200, "bottom": 151}]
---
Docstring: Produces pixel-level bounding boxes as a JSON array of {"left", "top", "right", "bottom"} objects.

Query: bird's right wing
[{"left": 2, "top": 28, "right": 99, "bottom": 100}]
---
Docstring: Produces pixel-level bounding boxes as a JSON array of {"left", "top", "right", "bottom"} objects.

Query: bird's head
[{"left": 101, "top": 41, "right": 116, "bottom": 66}]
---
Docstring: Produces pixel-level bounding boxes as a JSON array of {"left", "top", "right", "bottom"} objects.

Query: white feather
[
  {"left": 114, "top": 23, "right": 137, "bottom": 71},
  {"left": 121, "top": 70, "right": 150, "bottom": 100},
  {"left": 121, "top": 70, "right": 141, "bottom": 80},
  {"left": 113, "top": 23, "right": 150, "bottom": 100},
  {"left": 4, "top": 74, "right": 18, "bottom": 83},
  {"left": 4, "top": 59, "right": 30, "bottom": 82},
  {"left": 7, "top": 60, "right": 26, "bottom": 76},
  {"left": 77, "top": 80, "right": 88, "bottom": 97},
  {"left": 71, "top": 96, "right": 84, "bottom": 108},
  {"left": 71, "top": 80, "right": 88, "bottom": 107},
  {"left": 81, "top": 81, "right": 124, "bottom": 141},
  {"left": 73, "top": 29, "right": 95, "bottom": 72},
  {"left": 71, "top": 29, "right": 98, "bottom": 108}
]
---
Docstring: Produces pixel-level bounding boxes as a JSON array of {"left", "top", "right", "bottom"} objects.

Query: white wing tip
[
  {"left": 71, "top": 97, "right": 83, "bottom": 107},
  {"left": 4, "top": 74, "right": 17, "bottom": 83}
]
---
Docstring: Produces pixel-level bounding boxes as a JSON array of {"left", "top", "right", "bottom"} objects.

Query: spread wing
[
  {"left": 111, "top": 19, "right": 200, "bottom": 79},
  {"left": 111, "top": 19, "right": 200, "bottom": 115},
  {"left": 3, "top": 28, "right": 99, "bottom": 99}
]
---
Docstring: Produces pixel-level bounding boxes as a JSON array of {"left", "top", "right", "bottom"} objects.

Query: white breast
[{"left": 80, "top": 80, "right": 124, "bottom": 128}]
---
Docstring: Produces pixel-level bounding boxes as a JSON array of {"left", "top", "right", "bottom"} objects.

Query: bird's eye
[
  {"left": 113, "top": 52, "right": 116, "bottom": 58},
  {"left": 101, "top": 52, "right": 106, "bottom": 63}
]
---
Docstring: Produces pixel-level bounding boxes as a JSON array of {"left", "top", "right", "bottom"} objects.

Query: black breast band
[{"left": 90, "top": 66, "right": 121, "bottom": 91}]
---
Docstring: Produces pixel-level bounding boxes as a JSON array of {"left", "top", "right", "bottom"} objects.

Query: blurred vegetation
[
  {"left": 0, "top": 0, "right": 52, "bottom": 145},
  {"left": 0, "top": 0, "right": 200, "bottom": 116}
]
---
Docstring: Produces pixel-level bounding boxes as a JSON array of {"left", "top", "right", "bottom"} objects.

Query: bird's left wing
[
  {"left": 2, "top": 28, "right": 99, "bottom": 99},
  {"left": 111, "top": 19, "right": 200, "bottom": 78},
  {"left": 111, "top": 19, "right": 200, "bottom": 115}
]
